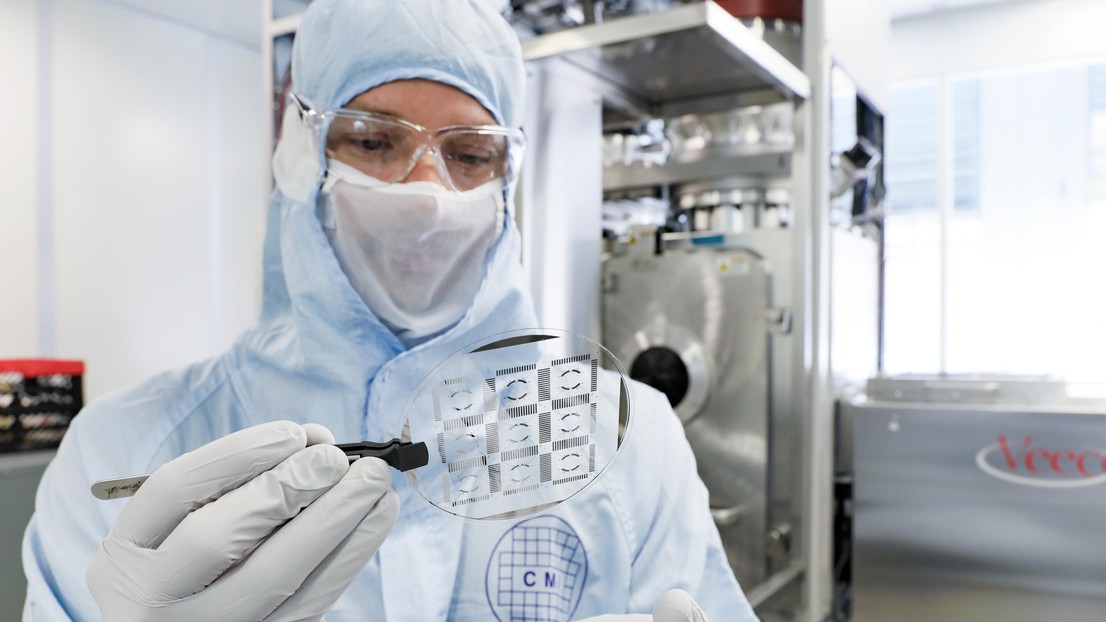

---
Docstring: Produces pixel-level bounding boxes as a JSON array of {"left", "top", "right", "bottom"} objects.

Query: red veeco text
[{"left": 997, "top": 435, "right": 1106, "bottom": 478}]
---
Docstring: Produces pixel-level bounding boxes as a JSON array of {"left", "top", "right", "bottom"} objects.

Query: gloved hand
[
  {"left": 87, "top": 420, "right": 399, "bottom": 622},
  {"left": 576, "top": 589, "right": 710, "bottom": 622}
]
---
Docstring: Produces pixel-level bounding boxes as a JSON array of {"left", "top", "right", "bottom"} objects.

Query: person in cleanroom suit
[{"left": 21, "top": 1, "right": 757, "bottom": 621}]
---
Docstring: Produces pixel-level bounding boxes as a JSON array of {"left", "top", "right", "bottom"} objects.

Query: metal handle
[{"left": 709, "top": 503, "right": 750, "bottom": 526}]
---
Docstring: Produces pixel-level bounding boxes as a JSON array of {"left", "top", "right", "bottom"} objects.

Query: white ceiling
[
  {"left": 102, "top": 0, "right": 263, "bottom": 48},
  {"left": 886, "top": 0, "right": 1029, "bottom": 20}
]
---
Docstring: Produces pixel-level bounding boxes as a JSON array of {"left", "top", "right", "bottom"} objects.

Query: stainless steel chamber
[{"left": 602, "top": 228, "right": 793, "bottom": 592}]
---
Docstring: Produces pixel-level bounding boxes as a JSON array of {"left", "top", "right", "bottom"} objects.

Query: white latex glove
[
  {"left": 577, "top": 589, "right": 710, "bottom": 622},
  {"left": 87, "top": 420, "right": 399, "bottom": 622}
]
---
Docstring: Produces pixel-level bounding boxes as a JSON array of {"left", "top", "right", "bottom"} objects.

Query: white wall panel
[
  {"left": 54, "top": 0, "right": 211, "bottom": 397},
  {"left": 49, "top": 0, "right": 265, "bottom": 399},
  {"left": 99, "top": 0, "right": 261, "bottom": 48},
  {"left": 213, "top": 38, "right": 267, "bottom": 349},
  {"left": 0, "top": 0, "right": 41, "bottom": 358},
  {"left": 891, "top": 0, "right": 1106, "bottom": 82},
  {"left": 520, "top": 59, "right": 603, "bottom": 341},
  {"left": 826, "top": 0, "right": 892, "bottom": 110}
]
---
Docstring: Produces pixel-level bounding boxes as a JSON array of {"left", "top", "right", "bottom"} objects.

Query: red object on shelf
[
  {"left": 0, "top": 359, "right": 85, "bottom": 377},
  {"left": 716, "top": 0, "right": 803, "bottom": 22},
  {"left": 0, "top": 358, "right": 85, "bottom": 452}
]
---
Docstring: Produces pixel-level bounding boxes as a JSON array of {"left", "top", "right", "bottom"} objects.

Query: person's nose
[{"left": 403, "top": 150, "right": 448, "bottom": 187}]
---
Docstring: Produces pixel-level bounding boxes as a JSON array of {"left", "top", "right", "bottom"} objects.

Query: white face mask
[{"left": 317, "top": 160, "right": 505, "bottom": 344}]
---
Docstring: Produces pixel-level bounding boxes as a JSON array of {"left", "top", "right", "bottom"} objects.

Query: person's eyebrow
[
  {"left": 343, "top": 100, "right": 497, "bottom": 127},
  {"left": 343, "top": 101, "right": 406, "bottom": 119}
]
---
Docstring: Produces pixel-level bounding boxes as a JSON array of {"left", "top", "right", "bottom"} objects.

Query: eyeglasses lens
[
  {"left": 439, "top": 133, "right": 510, "bottom": 191},
  {"left": 326, "top": 113, "right": 512, "bottom": 191},
  {"left": 326, "top": 115, "right": 417, "bottom": 184}
]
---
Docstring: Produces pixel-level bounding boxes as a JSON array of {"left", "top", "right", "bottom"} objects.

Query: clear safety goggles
[{"left": 291, "top": 93, "right": 525, "bottom": 192}]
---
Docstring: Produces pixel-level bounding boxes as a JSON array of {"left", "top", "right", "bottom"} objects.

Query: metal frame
[
  {"left": 518, "top": 3, "right": 827, "bottom": 619},
  {"left": 521, "top": 2, "right": 809, "bottom": 102},
  {"left": 797, "top": 2, "right": 836, "bottom": 618}
]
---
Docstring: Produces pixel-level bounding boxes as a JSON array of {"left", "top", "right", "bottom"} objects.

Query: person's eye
[
  {"left": 349, "top": 134, "right": 393, "bottom": 152},
  {"left": 452, "top": 151, "right": 492, "bottom": 167},
  {"left": 444, "top": 137, "right": 503, "bottom": 169}
]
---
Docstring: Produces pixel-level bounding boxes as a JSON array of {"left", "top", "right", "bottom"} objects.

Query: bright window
[{"left": 884, "top": 63, "right": 1106, "bottom": 381}]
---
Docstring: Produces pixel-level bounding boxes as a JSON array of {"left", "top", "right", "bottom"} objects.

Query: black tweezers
[{"left": 336, "top": 439, "right": 429, "bottom": 472}]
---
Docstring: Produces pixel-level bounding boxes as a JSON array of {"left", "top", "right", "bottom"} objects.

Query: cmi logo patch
[{"left": 485, "top": 515, "right": 588, "bottom": 622}]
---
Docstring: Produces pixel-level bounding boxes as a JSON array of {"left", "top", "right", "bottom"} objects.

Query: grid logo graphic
[{"left": 485, "top": 515, "right": 588, "bottom": 622}]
